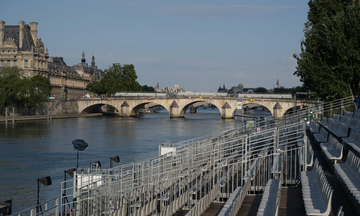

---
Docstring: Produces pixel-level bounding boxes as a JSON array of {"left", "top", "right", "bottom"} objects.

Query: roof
[{"left": 3, "top": 24, "right": 34, "bottom": 51}]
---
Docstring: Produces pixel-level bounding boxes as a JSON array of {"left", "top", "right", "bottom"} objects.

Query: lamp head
[
  {"left": 111, "top": 156, "right": 120, "bottom": 163},
  {"left": 72, "top": 139, "right": 88, "bottom": 151},
  {"left": 38, "top": 176, "right": 52, "bottom": 186}
]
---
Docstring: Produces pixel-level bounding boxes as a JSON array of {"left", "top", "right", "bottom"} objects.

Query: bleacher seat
[
  {"left": 308, "top": 121, "right": 320, "bottom": 134},
  {"left": 314, "top": 127, "right": 329, "bottom": 143},
  {"left": 320, "top": 135, "right": 343, "bottom": 163},
  {"left": 301, "top": 160, "right": 333, "bottom": 216},
  {"left": 334, "top": 151, "right": 360, "bottom": 209},
  {"left": 348, "top": 118, "right": 360, "bottom": 131},
  {"left": 256, "top": 178, "right": 282, "bottom": 216},
  {"left": 339, "top": 116, "right": 351, "bottom": 125},
  {"left": 342, "top": 129, "right": 360, "bottom": 154},
  {"left": 333, "top": 114, "right": 340, "bottom": 122},
  {"left": 319, "top": 117, "right": 328, "bottom": 127},
  {"left": 344, "top": 111, "right": 354, "bottom": 118}
]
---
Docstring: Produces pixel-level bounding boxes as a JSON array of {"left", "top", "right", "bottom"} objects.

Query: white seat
[
  {"left": 334, "top": 151, "right": 360, "bottom": 207},
  {"left": 320, "top": 135, "right": 343, "bottom": 163},
  {"left": 314, "top": 127, "right": 329, "bottom": 143},
  {"left": 342, "top": 129, "right": 360, "bottom": 154},
  {"left": 301, "top": 159, "right": 333, "bottom": 216}
]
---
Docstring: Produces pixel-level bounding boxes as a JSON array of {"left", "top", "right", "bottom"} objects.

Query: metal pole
[
  {"left": 12, "top": 106, "right": 14, "bottom": 122},
  {"left": 5, "top": 107, "right": 7, "bottom": 123},
  {"left": 77, "top": 150, "right": 79, "bottom": 169}
]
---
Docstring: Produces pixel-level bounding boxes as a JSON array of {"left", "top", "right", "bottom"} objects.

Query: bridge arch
[
  {"left": 180, "top": 101, "right": 222, "bottom": 117},
  {"left": 131, "top": 101, "right": 170, "bottom": 115},
  {"left": 79, "top": 101, "right": 121, "bottom": 114},
  {"left": 282, "top": 105, "right": 311, "bottom": 117},
  {"left": 242, "top": 102, "right": 274, "bottom": 116}
]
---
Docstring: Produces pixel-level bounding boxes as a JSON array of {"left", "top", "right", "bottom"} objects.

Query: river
[{"left": 0, "top": 108, "right": 271, "bottom": 213}]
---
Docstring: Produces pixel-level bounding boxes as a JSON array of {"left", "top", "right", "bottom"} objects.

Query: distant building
[
  {"left": 157, "top": 83, "right": 185, "bottom": 93},
  {"left": 0, "top": 20, "right": 104, "bottom": 99},
  {"left": 274, "top": 74, "right": 281, "bottom": 89},
  {"left": 228, "top": 83, "right": 244, "bottom": 94},
  {"left": 217, "top": 84, "right": 228, "bottom": 93}
]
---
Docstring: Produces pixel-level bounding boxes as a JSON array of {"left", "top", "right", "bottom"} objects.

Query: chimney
[
  {"left": 29, "top": 22, "right": 38, "bottom": 43},
  {"left": 19, "top": 20, "right": 25, "bottom": 49},
  {"left": 0, "top": 20, "right": 5, "bottom": 46}
]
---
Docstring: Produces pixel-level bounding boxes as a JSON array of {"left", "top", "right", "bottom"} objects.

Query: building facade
[{"left": 0, "top": 20, "right": 104, "bottom": 99}]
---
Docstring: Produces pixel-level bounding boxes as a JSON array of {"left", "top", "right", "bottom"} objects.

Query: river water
[{"left": 0, "top": 108, "right": 270, "bottom": 213}]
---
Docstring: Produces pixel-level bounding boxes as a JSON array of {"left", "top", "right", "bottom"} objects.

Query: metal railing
[
  {"left": 10, "top": 197, "right": 59, "bottom": 216},
  {"left": 11, "top": 96, "right": 357, "bottom": 216}
]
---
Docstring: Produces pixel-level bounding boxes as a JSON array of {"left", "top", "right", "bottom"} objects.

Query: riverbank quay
[{"left": 0, "top": 113, "right": 103, "bottom": 122}]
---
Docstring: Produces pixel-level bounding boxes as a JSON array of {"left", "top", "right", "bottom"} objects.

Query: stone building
[{"left": 0, "top": 20, "right": 104, "bottom": 99}]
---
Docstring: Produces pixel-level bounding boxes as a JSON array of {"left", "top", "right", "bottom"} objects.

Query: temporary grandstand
[{"left": 10, "top": 96, "right": 360, "bottom": 216}]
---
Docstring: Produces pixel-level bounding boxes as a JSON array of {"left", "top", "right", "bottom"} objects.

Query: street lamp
[
  {"left": 37, "top": 176, "right": 52, "bottom": 212},
  {"left": 72, "top": 139, "right": 88, "bottom": 169},
  {"left": 110, "top": 156, "right": 120, "bottom": 168}
]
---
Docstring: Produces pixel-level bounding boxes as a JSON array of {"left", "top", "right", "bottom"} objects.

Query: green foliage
[
  {"left": 87, "top": 63, "right": 140, "bottom": 96},
  {"left": 25, "top": 75, "right": 53, "bottom": 108},
  {"left": 0, "top": 67, "right": 52, "bottom": 111},
  {"left": 140, "top": 85, "right": 155, "bottom": 92},
  {"left": 0, "top": 66, "right": 26, "bottom": 108},
  {"left": 274, "top": 87, "right": 290, "bottom": 94},
  {"left": 86, "top": 81, "right": 106, "bottom": 95},
  {"left": 294, "top": 0, "right": 360, "bottom": 101},
  {"left": 254, "top": 87, "right": 267, "bottom": 93}
]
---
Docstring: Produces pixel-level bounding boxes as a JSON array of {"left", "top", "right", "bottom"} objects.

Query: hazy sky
[{"left": 1, "top": 0, "right": 309, "bottom": 92}]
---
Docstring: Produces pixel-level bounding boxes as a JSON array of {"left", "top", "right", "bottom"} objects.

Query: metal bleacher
[{"left": 10, "top": 96, "right": 359, "bottom": 216}]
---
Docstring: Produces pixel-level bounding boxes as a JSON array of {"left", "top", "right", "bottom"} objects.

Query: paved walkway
[{"left": 0, "top": 113, "right": 103, "bottom": 122}]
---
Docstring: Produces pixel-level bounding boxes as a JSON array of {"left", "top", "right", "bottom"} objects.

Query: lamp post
[
  {"left": 37, "top": 176, "right": 52, "bottom": 213},
  {"left": 72, "top": 139, "right": 88, "bottom": 169}
]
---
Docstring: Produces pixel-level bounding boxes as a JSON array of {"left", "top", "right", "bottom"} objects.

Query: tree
[
  {"left": 86, "top": 81, "right": 106, "bottom": 95},
  {"left": 254, "top": 87, "right": 267, "bottom": 93},
  {"left": 0, "top": 66, "right": 26, "bottom": 111},
  {"left": 24, "top": 75, "right": 52, "bottom": 113},
  {"left": 274, "top": 87, "right": 290, "bottom": 94},
  {"left": 294, "top": 0, "right": 360, "bottom": 101},
  {"left": 88, "top": 63, "right": 140, "bottom": 96},
  {"left": 0, "top": 67, "right": 53, "bottom": 114},
  {"left": 140, "top": 85, "right": 155, "bottom": 92}
]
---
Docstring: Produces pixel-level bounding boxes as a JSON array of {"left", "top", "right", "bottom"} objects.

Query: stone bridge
[{"left": 75, "top": 97, "right": 314, "bottom": 119}]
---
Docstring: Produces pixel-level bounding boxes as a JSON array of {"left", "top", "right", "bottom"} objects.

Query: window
[
  {"left": 14, "top": 56, "right": 16, "bottom": 58},
  {"left": 7, "top": 50, "right": 10, "bottom": 52},
  {"left": 25, "top": 60, "right": 28, "bottom": 68},
  {"left": 24, "top": 72, "right": 28, "bottom": 78},
  {"left": 13, "top": 60, "right": 16, "bottom": 67},
  {"left": 1, "top": 60, "right": 3, "bottom": 67},
  {"left": 7, "top": 60, "right": 10, "bottom": 67}
]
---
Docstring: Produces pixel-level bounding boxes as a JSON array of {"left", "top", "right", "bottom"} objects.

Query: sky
[{"left": 1, "top": 0, "right": 310, "bottom": 92}]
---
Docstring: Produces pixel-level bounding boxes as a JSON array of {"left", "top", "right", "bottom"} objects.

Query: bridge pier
[{"left": 190, "top": 105, "right": 197, "bottom": 113}]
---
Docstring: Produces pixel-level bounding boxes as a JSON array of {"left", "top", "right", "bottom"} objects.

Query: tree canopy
[
  {"left": 0, "top": 66, "right": 52, "bottom": 112},
  {"left": 86, "top": 63, "right": 140, "bottom": 96},
  {"left": 294, "top": 0, "right": 360, "bottom": 101},
  {"left": 139, "top": 85, "right": 155, "bottom": 92},
  {"left": 254, "top": 87, "right": 267, "bottom": 93}
]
